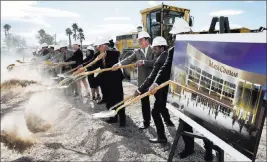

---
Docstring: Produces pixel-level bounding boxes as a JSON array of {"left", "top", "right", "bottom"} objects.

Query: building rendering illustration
[{"left": 170, "top": 43, "right": 266, "bottom": 132}]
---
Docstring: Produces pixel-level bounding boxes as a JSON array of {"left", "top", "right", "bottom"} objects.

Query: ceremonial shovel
[
  {"left": 56, "top": 54, "right": 104, "bottom": 80},
  {"left": 47, "top": 64, "right": 135, "bottom": 90},
  {"left": 92, "top": 80, "right": 171, "bottom": 119}
]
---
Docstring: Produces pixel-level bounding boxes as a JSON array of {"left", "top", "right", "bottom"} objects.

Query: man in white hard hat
[
  {"left": 39, "top": 43, "right": 50, "bottom": 59},
  {"left": 88, "top": 37, "right": 126, "bottom": 127},
  {"left": 148, "top": 18, "right": 213, "bottom": 161},
  {"left": 112, "top": 31, "right": 158, "bottom": 129},
  {"left": 133, "top": 36, "right": 174, "bottom": 143}
]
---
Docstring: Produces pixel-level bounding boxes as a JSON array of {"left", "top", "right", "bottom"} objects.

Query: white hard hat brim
[
  {"left": 169, "top": 26, "right": 191, "bottom": 34},
  {"left": 151, "top": 36, "right": 167, "bottom": 47},
  {"left": 137, "top": 31, "right": 151, "bottom": 40},
  {"left": 169, "top": 18, "right": 191, "bottom": 34}
]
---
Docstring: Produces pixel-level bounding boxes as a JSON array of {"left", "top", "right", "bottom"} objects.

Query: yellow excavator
[
  {"left": 117, "top": 3, "right": 265, "bottom": 80},
  {"left": 116, "top": 3, "right": 194, "bottom": 54}
]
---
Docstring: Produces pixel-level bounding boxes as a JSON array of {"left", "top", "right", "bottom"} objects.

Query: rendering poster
[{"left": 167, "top": 33, "right": 266, "bottom": 161}]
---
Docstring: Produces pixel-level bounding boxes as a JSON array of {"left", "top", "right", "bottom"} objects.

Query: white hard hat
[
  {"left": 138, "top": 31, "right": 150, "bottom": 40},
  {"left": 87, "top": 46, "right": 94, "bottom": 50},
  {"left": 94, "top": 37, "right": 109, "bottom": 46},
  {"left": 48, "top": 45, "right": 55, "bottom": 48},
  {"left": 41, "top": 43, "right": 48, "bottom": 48},
  {"left": 169, "top": 18, "right": 191, "bottom": 34},
  {"left": 152, "top": 36, "right": 167, "bottom": 47},
  {"left": 54, "top": 45, "right": 60, "bottom": 51},
  {"left": 59, "top": 44, "right": 68, "bottom": 48},
  {"left": 73, "top": 40, "right": 80, "bottom": 45}
]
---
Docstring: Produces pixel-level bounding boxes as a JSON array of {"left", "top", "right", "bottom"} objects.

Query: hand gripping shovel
[
  {"left": 58, "top": 63, "right": 135, "bottom": 87},
  {"left": 92, "top": 80, "right": 171, "bottom": 119},
  {"left": 57, "top": 55, "right": 104, "bottom": 83}
]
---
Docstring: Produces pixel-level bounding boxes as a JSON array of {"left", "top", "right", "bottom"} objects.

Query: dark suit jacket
[
  {"left": 138, "top": 51, "right": 168, "bottom": 93},
  {"left": 65, "top": 48, "right": 83, "bottom": 69},
  {"left": 120, "top": 46, "right": 158, "bottom": 86},
  {"left": 87, "top": 50, "right": 124, "bottom": 81},
  {"left": 88, "top": 50, "right": 124, "bottom": 103},
  {"left": 154, "top": 46, "right": 174, "bottom": 85}
]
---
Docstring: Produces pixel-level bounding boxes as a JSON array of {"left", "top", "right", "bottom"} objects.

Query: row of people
[{"left": 33, "top": 19, "right": 213, "bottom": 161}]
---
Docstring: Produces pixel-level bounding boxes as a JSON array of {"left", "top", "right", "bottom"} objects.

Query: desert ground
[{"left": 1, "top": 64, "right": 266, "bottom": 162}]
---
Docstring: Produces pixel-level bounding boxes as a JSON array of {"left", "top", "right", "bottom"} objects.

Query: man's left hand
[
  {"left": 135, "top": 60, "right": 144, "bottom": 67},
  {"left": 134, "top": 89, "right": 141, "bottom": 96}
]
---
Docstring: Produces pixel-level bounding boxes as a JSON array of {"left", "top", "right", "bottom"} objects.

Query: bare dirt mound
[
  {"left": 1, "top": 79, "right": 38, "bottom": 91},
  {"left": 1, "top": 82, "right": 266, "bottom": 162}
]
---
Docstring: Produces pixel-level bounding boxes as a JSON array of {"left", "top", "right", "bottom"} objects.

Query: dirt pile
[
  {"left": 1, "top": 79, "right": 38, "bottom": 91},
  {"left": 1, "top": 130, "right": 36, "bottom": 153},
  {"left": 0, "top": 81, "right": 266, "bottom": 162}
]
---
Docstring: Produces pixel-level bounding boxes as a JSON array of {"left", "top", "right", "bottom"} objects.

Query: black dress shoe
[
  {"left": 139, "top": 124, "right": 150, "bottom": 130},
  {"left": 165, "top": 120, "right": 175, "bottom": 127},
  {"left": 179, "top": 150, "right": 195, "bottom": 159},
  {"left": 204, "top": 153, "right": 213, "bottom": 162},
  {"left": 149, "top": 138, "right": 167, "bottom": 144}
]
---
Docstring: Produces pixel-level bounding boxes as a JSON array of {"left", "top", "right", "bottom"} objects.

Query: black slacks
[{"left": 152, "top": 86, "right": 171, "bottom": 138}]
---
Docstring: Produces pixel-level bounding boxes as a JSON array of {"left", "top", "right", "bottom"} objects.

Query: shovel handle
[
  {"left": 109, "top": 95, "right": 135, "bottom": 110},
  {"left": 83, "top": 55, "right": 104, "bottom": 69},
  {"left": 71, "top": 55, "right": 104, "bottom": 76},
  {"left": 115, "top": 81, "right": 171, "bottom": 113},
  {"left": 76, "top": 64, "right": 135, "bottom": 77}
]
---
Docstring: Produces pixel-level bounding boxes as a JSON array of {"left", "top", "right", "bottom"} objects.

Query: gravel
[{"left": 1, "top": 81, "right": 266, "bottom": 162}]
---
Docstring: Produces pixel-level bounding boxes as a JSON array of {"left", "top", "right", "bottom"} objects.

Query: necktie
[{"left": 142, "top": 48, "right": 146, "bottom": 57}]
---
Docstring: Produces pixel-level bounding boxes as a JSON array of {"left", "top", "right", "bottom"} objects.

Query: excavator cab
[{"left": 140, "top": 3, "right": 194, "bottom": 42}]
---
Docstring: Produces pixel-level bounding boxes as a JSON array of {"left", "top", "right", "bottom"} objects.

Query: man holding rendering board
[{"left": 148, "top": 19, "right": 213, "bottom": 161}]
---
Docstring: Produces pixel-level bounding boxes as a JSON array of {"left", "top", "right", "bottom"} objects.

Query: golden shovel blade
[{"left": 92, "top": 110, "right": 117, "bottom": 119}]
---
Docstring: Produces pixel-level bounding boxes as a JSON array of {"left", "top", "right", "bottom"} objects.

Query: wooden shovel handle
[
  {"left": 75, "top": 64, "right": 135, "bottom": 77},
  {"left": 115, "top": 81, "right": 171, "bottom": 113},
  {"left": 71, "top": 55, "right": 104, "bottom": 76},
  {"left": 109, "top": 95, "right": 135, "bottom": 110}
]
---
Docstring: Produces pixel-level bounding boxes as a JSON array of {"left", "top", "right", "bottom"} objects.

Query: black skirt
[{"left": 87, "top": 74, "right": 98, "bottom": 88}]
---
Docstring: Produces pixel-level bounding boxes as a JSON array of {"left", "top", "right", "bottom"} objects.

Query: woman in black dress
[{"left": 84, "top": 46, "right": 101, "bottom": 101}]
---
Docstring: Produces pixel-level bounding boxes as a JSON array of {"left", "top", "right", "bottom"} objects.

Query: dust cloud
[{"left": 1, "top": 49, "right": 69, "bottom": 152}]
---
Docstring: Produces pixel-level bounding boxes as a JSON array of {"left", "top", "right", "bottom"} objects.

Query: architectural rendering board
[{"left": 167, "top": 33, "right": 266, "bottom": 160}]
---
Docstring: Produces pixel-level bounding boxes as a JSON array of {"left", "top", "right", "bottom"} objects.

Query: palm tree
[
  {"left": 78, "top": 33, "right": 85, "bottom": 47},
  {"left": 3, "top": 24, "right": 11, "bottom": 51},
  {"left": 78, "top": 28, "right": 85, "bottom": 47},
  {"left": 3, "top": 24, "right": 11, "bottom": 38},
  {"left": 72, "top": 23, "right": 78, "bottom": 41},
  {"left": 66, "top": 28, "right": 73, "bottom": 48},
  {"left": 38, "top": 29, "right": 46, "bottom": 38}
]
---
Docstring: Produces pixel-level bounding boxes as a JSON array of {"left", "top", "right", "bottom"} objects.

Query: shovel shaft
[
  {"left": 70, "top": 54, "right": 104, "bottom": 76},
  {"left": 76, "top": 64, "right": 135, "bottom": 77},
  {"left": 115, "top": 80, "right": 171, "bottom": 113},
  {"left": 108, "top": 95, "right": 135, "bottom": 110}
]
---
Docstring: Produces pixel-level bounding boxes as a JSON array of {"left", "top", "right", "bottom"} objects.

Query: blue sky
[{"left": 1, "top": 1, "right": 266, "bottom": 46}]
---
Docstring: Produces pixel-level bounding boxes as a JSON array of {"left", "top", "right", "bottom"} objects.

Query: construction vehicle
[
  {"left": 116, "top": 3, "right": 193, "bottom": 53},
  {"left": 117, "top": 3, "right": 265, "bottom": 81}
]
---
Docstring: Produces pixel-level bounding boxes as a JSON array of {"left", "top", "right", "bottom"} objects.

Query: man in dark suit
[
  {"left": 112, "top": 31, "right": 171, "bottom": 129},
  {"left": 148, "top": 19, "right": 213, "bottom": 161},
  {"left": 65, "top": 41, "right": 84, "bottom": 98},
  {"left": 88, "top": 38, "right": 126, "bottom": 127},
  {"left": 133, "top": 36, "right": 174, "bottom": 143}
]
